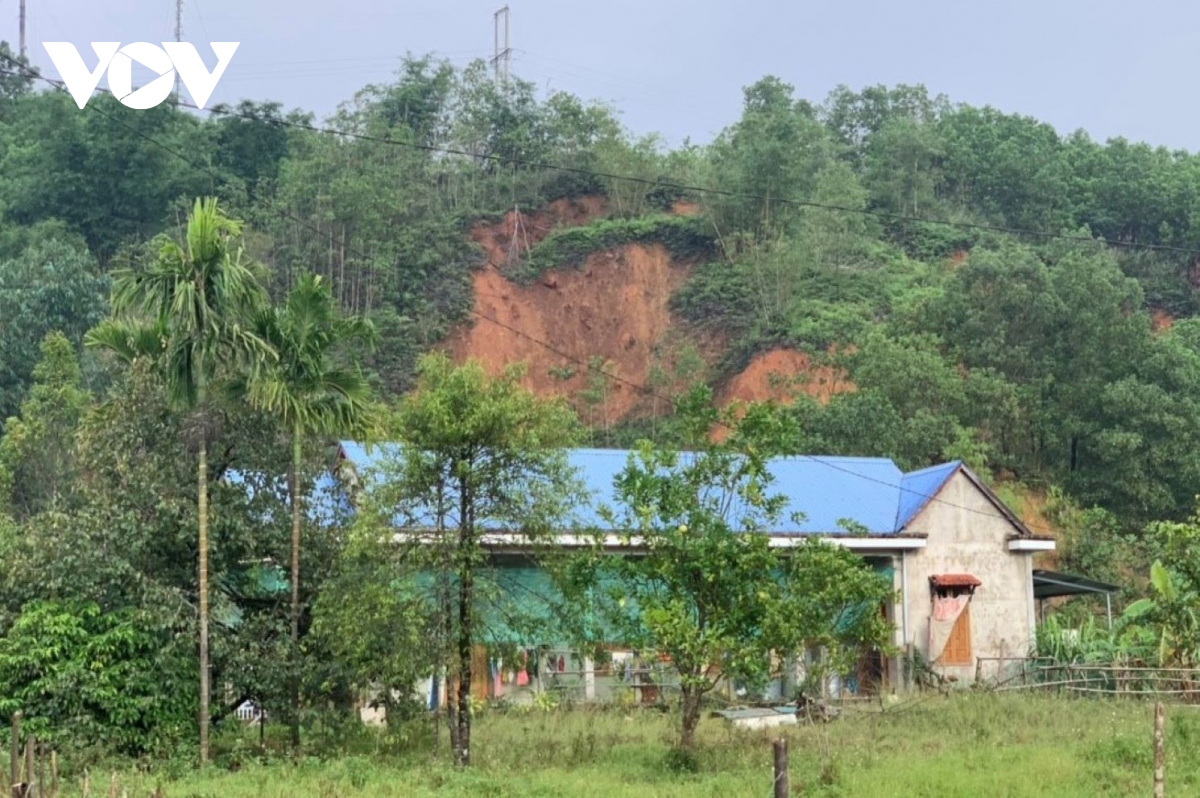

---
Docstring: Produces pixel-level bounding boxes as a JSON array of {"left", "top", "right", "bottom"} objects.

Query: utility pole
[
  {"left": 173, "top": 0, "right": 183, "bottom": 102},
  {"left": 19, "top": 0, "right": 26, "bottom": 59},
  {"left": 492, "top": 6, "right": 510, "bottom": 89}
]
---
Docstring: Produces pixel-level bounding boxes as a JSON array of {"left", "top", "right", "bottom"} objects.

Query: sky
[{"left": 8, "top": 0, "right": 1200, "bottom": 150}]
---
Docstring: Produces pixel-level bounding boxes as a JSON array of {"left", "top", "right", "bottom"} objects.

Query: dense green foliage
[
  {"left": 520, "top": 214, "right": 715, "bottom": 280},
  {"left": 4, "top": 39, "right": 1200, "bottom": 768},
  {"left": 560, "top": 394, "right": 891, "bottom": 749},
  {"left": 361, "top": 353, "right": 583, "bottom": 766},
  {"left": 0, "top": 601, "right": 193, "bottom": 756}
]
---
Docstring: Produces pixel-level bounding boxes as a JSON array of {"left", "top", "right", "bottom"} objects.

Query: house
[{"left": 329, "top": 443, "right": 1057, "bottom": 698}]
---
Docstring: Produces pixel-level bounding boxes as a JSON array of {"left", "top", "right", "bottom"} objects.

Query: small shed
[{"left": 1032, "top": 569, "right": 1121, "bottom": 628}]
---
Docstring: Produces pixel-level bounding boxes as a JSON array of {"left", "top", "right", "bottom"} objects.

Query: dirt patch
[
  {"left": 710, "top": 348, "right": 853, "bottom": 441},
  {"left": 672, "top": 200, "right": 702, "bottom": 217},
  {"left": 444, "top": 242, "right": 693, "bottom": 421},
  {"left": 470, "top": 195, "right": 608, "bottom": 271},
  {"left": 1152, "top": 308, "right": 1175, "bottom": 333},
  {"left": 718, "top": 348, "right": 852, "bottom": 407}
]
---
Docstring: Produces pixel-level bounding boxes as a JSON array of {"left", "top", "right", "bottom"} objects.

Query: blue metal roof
[
  {"left": 895, "top": 461, "right": 962, "bottom": 531},
  {"left": 335, "top": 442, "right": 959, "bottom": 535}
]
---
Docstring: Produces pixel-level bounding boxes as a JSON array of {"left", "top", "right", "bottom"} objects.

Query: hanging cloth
[
  {"left": 517, "top": 649, "right": 530, "bottom": 686},
  {"left": 928, "top": 595, "right": 970, "bottom": 662}
]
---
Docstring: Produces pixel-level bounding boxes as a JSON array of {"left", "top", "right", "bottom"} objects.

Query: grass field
[{"left": 76, "top": 694, "right": 1200, "bottom": 797}]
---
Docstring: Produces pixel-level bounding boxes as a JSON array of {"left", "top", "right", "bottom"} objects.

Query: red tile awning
[{"left": 930, "top": 574, "right": 982, "bottom": 588}]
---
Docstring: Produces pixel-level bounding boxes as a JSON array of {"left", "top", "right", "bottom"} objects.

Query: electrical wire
[
  {"left": 4, "top": 54, "right": 1198, "bottom": 257},
  {"left": 0, "top": 53, "right": 1077, "bottom": 536}
]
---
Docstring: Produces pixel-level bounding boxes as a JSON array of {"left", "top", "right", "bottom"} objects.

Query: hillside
[
  {"left": 4, "top": 51, "right": 1200, "bottom": 552},
  {"left": 444, "top": 198, "right": 855, "bottom": 424},
  {"left": 10, "top": 42, "right": 1200, "bottom": 764}
]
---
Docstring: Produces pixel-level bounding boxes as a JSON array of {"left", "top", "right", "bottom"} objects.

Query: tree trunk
[
  {"left": 289, "top": 429, "right": 303, "bottom": 751},
  {"left": 198, "top": 439, "right": 211, "bottom": 764},
  {"left": 454, "top": 551, "right": 473, "bottom": 766},
  {"left": 454, "top": 494, "right": 473, "bottom": 767},
  {"left": 679, "top": 685, "right": 703, "bottom": 750}
]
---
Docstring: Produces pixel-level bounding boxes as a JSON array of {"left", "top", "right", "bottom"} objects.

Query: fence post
[
  {"left": 773, "top": 738, "right": 788, "bottom": 798},
  {"left": 48, "top": 753, "right": 56, "bottom": 798},
  {"left": 1154, "top": 701, "right": 1165, "bottom": 798},
  {"left": 9, "top": 712, "right": 20, "bottom": 796}
]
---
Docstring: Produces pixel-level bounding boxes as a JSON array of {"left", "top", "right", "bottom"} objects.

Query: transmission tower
[
  {"left": 492, "top": 6, "right": 510, "bottom": 89},
  {"left": 174, "top": 0, "right": 183, "bottom": 102}
]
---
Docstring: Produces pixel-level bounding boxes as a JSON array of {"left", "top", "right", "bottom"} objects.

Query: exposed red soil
[
  {"left": 470, "top": 196, "right": 608, "bottom": 271},
  {"left": 449, "top": 198, "right": 863, "bottom": 430},
  {"left": 710, "top": 348, "right": 854, "bottom": 441},
  {"left": 672, "top": 200, "right": 702, "bottom": 217},
  {"left": 718, "top": 348, "right": 853, "bottom": 407},
  {"left": 1152, "top": 308, "right": 1175, "bottom": 333},
  {"left": 444, "top": 243, "right": 693, "bottom": 421}
]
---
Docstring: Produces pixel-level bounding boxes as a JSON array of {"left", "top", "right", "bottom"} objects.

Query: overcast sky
[{"left": 8, "top": 0, "right": 1200, "bottom": 150}]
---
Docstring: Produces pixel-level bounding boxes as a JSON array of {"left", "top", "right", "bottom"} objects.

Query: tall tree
[
  {"left": 561, "top": 393, "right": 892, "bottom": 751},
  {"left": 0, "top": 332, "right": 89, "bottom": 519},
  {"left": 85, "top": 197, "right": 270, "bottom": 763},
  {"left": 0, "top": 238, "right": 108, "bottom": 425},
  {"left": 373, "top": 353, "right": 581, "bottom": 767},
  {"left": 244, "top": 272, "right": 376, "bottom": 749}
]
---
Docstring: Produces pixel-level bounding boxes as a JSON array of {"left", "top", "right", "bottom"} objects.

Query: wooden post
[
  {"left": 975, "top": 657, "right": 983, "bottom": 684},
  {"left": 48, "top": 753, "right": 56, "bottom": 798},
  {"left": 35, "top": 744, "right": 42, "bottom": 798},
  {"left": 583, "top": 656, "right": 595, "bottom": 702},
  {"left": 773, "top": 738, "right": 788, "bottom": 798},
  {"left": 1154, "top": 701, "right": 1165, "bottom": 798},
  {"left": 10, "top": 712, "right": 20, "bottom": 794}
]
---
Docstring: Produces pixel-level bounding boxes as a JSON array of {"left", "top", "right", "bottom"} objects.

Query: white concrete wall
[{"left": 902, "top": 471, "right": 1035, "bottom": 682}]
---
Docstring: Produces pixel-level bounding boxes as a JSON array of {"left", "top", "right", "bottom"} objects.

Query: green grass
[{"left": 64, "top": 694, "right": 1200, "bottom": 796}]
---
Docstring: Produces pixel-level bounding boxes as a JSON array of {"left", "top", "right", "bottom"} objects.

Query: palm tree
[
  {"left": 86, "top": 198, "right": 271, "bottom": 764},
  {"left": 245, "top": 273, "right": 375, "bottom": 749}
]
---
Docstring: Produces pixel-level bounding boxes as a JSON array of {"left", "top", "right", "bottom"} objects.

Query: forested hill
[{"left": 3, "top": 44, "right": 1200, "bottom": 544}]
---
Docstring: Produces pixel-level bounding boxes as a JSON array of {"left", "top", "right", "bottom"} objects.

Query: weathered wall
[{"left": 902, "top": 471, "right": 1035, "bottom": 682}]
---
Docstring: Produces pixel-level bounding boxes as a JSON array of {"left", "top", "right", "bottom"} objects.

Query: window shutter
[{"left": 939, "top": 606, "right": 973, "bottom": 666}]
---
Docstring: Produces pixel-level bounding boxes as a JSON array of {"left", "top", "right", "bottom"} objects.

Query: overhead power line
[
  {"left": 5, "top": 53, "right": 1200, "bottom": 258},
  {"left": 0, "top": 53, "right": 1071, "bottom": 536}
]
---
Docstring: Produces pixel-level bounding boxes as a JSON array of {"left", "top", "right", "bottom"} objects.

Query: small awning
[
  {"left": 930, "top": 574, "right": 982, "bottom": 588},
  {"left": 1032, "top": 569, "right": 1120, "bottom": 600}
]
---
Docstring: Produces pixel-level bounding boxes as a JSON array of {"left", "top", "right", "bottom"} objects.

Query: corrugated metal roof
[
  {"left": 895, "top": 461, "right": 962, "bottom": 531},
  {"left": 335, "top": 442, "right": 965, "bottom": 536}
]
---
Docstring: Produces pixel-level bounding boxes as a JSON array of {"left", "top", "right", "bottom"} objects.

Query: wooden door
[{"left": 940, "top": 606, "right": 973, "bottom": 666}]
